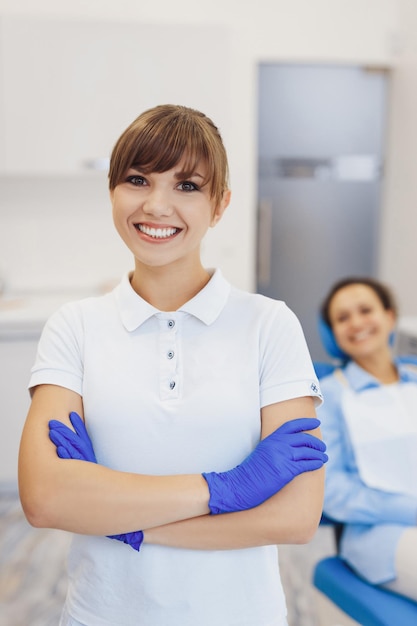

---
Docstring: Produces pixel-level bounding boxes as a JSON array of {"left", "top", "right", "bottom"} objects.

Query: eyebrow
[
  {"left": 128, "top": 166, "right": 204, "bottom": 180},
  {"left": 174, "top": 171, "right": 204, "bottom": 180}
]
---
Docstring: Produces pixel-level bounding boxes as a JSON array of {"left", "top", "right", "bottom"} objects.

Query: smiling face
[
  {"left": 111, "top": 159, "right": 230, "bottom": 271},
  {"left": 108, "top": 105, "right": 231, "bottom": 276},
  {"left": 328, "top": 283, "right": 396, "bottom": 361}
]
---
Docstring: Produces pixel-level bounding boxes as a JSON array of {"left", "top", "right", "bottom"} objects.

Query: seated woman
[{"left": 318, "top": 276, "right": 417, "bottom": 602}]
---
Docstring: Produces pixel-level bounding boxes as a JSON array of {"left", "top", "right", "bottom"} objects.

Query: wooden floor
[{"left": 0, "top": 487, "right": 338, "bottom": 626}]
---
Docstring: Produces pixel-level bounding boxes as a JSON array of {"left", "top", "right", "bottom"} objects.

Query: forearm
[
  {"left": 19, "top": 385, "right": 209, "bottom": 534},
  {"left": 145, "top": 469, "right": 324, "bottom": 550},
  {"left": 21, "top": 460, "right": 210, "bottom": 535},
  {"left": 20, "top": 386, "right": 326, "bottom": 538},
  {"left": 325, "top": 472, "right": 417, "bottom": 526},
  {"left": 145, "top": 396, "right": 324, "bottom": 552}
]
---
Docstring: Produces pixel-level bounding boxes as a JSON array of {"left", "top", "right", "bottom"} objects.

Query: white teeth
[{"left": 137, "top": 224, "right": 178, "bottom": 239}]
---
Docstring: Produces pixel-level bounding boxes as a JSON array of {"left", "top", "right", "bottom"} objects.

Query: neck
[
  {"left": 354, "top": 347, "right": 398, "bottom": 384},
  {"left": 130, "top": 261, "right": 211, "bottom": 311}
]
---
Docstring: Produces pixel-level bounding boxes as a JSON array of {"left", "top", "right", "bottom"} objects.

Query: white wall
[
  {"left": 379, "top": 0, "right": 417, "bottom": 314},
  {"left": 0, "top": 0, "right": 410, "bottom": 305}
]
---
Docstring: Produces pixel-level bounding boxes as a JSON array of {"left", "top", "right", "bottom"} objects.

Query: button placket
[{"left": 159, "top": 316, "right": 179, "bottom": 399}]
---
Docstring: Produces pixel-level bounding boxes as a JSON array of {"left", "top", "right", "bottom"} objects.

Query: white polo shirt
[{"left": 30, "top": 268, "right": 322, "bottom": 626}]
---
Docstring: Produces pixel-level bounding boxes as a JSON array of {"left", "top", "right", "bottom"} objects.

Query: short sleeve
[
  {"left": 29, "top": 302, "right": 84, "bottom": 395},
  {"left": 258, "top": 301, "right": 322, "bottom": 408}
]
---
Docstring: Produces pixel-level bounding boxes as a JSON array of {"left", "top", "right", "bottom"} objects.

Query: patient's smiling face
[{"left": 328, "top": 284, "right": 396, "bottom": 361}]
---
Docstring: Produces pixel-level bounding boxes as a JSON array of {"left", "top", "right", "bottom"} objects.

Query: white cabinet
[
  {"left": 0, "top": 292, "right": 89, "bottom": 485},
  {"left": 0, "top": 17, "right": 231, "bottom": 174},
  {"left": 0, "top": 336, "right": 39, "bottom": 485}
]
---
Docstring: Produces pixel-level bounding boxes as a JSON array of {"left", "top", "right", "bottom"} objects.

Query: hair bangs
[
  {"left": 109, "top": 104, "right": 229, "bottom": 205},
  {"left": 133, "top": 125, "right": 211, "bottom": 185}
]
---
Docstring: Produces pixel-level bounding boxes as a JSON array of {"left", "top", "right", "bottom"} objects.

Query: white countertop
[
  {"left": 0, "top": 292, "right": 91, "bottom": 338},
  {"left": 397, "top": 316, "right": 417, "bottom": 337}
]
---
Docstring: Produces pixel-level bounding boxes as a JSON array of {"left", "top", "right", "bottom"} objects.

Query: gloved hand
[
  {"left": 48, "top": 412, "right": 143, "bottom": 552},
  {"left": 49, "top": 411, "right": 97, "bottom": 462},
  {"left": 106, "top": 531, "right": 144, "bottom": 551},
  {"left": 202, "top": 417, "right": 327, "bottom": 514}
]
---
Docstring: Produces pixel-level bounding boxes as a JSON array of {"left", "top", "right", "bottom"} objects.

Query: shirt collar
[
  {"left": 342, "top": 358, "right": 417, "bottom": 392},
  {"left": 114, "top": 268, "right": 231, "bottom": 332},
  {"left": 395, "top": 358, "right": 417, "bottom": 383}
]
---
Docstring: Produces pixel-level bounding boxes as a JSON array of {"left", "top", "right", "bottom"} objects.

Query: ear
[
  {"left": 386, "top": 308, "right": 396, "bottom": 329},
  {"left": 386, "top": 309, "right": 397, "bottom": 345},
  {"left": 210, "top": 190, "right": 231, "bottom": 227}
]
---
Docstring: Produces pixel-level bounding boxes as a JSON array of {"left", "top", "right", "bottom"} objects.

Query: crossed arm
[
  {"left": 144, "top": 399, "right": 326, "bottom": 550},
  {"left": 18, "top": 383, "right": 325, "bottom": 549}
]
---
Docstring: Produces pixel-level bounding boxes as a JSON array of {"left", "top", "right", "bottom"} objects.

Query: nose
[
  {"left": 349, "top": 313, "right": 364, "bottom": 329},
  {"left": 142, "top": 187, "right": 174, "bottom": 218}
]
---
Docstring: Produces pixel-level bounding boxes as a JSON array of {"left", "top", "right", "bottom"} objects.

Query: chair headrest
[{"left": 317, "top": 317, "right": 349, "bottom": 361}]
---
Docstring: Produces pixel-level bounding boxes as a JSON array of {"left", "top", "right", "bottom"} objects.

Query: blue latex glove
[
  {"left": 48, "top": 412, "right": 143, "bottom": 552},
  {"left": 202, "top": 417, "right": 328, "bottom": 514},
  {"left": 49, "top": 411, "right": 97, "bottom": 462}
]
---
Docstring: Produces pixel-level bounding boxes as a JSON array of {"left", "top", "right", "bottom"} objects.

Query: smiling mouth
[
  {"left": 351, "top": 330, "right": 373, "bottom": 342},
  {"left": 135, "top": 224, "right": 180, "bottom": 239}
]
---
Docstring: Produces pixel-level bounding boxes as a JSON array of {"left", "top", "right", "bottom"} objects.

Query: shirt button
[
  {"left": 169, "top": 381, "right": 176, "bottom": 390},
  {"left": 168, "top": 319, "right": 175, "bottom": 328},
  {"left": 167, "top": 350, "right": 174, "bottom": 359}
]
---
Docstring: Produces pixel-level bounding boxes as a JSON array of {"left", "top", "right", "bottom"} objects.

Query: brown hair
[
  {"left": 320, "top": 276, "right": 398, "bottom": 327},
  {"left": 108, "top": 104, "right": 229, "bottom": 207}
]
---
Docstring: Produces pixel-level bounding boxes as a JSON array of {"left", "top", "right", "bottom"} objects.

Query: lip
[
  {"left": 351, "top": 330, "right": 372, "bottom": 341},
  {"left": 134, "top": 222, "right": 182, "bottom": 242},
  {"left": 345, "top": 328, "right": 381, "bottom": 349}
]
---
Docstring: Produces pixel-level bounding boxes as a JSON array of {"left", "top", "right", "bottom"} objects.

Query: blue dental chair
[
  {"left": 312, "top": 352, "right": 417, "bottom": 626},
  {"left": 313, "top": 552, "right": 417, "bottom": 626}
]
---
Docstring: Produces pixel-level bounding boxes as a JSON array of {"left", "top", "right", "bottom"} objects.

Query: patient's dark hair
[{"left": 320, "top": 277, "right": 397, "bottom": 327}]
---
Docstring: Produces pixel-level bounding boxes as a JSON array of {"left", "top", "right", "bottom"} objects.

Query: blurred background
[{"left": 0, "top": 1, "right": 417, "bottom": 624}]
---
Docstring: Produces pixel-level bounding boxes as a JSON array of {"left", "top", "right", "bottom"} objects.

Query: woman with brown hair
[{"left": 18, "top": 105, "right": 326, "bottom": 625}]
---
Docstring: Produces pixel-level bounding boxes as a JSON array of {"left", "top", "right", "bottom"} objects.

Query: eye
[
  {"left": 126, "top": 175, "right": 147, "bottom": 186},
  {"left": 336, "top": 314, "right": 349, "bottom": 323},
  {"left": 177, "top": 180, "right": 199, "bottom": 192}
]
